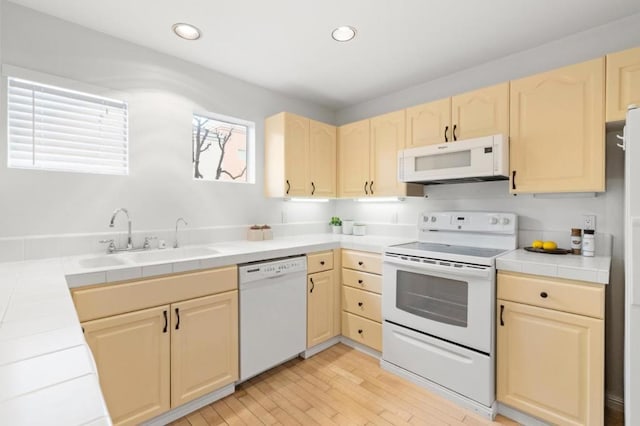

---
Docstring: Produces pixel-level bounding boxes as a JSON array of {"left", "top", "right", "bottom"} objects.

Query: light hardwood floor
[{"left": 171, "top": 343, "right": 519, "bottom": 426}]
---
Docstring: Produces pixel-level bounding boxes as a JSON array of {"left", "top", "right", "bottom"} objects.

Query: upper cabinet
[
  {"left": 265, "top": 112, "right": 336, "bottom": 198},
  {"left": 606, "top": 46, "right": 640, "bottom": 122},
  {"left": 509, "top": 58, "right": 605, "bottom": 194},
  {"left": 405, "top": 82, "right": 509, "bottom": 147},
  {"left": 338, "top": 111, "right": 422, "bottom": 198}
]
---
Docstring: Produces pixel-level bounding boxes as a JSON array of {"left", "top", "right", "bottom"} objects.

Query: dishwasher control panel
[{"left": 239, "top": 256, "right": 307, "bottom": 283}]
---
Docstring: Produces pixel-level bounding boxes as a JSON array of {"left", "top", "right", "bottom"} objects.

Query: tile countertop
[
  {"left": 0, "top": 233, "right": 412, "bottom": 426},
  {"left": 496, "top": 248, "right": 611, "bottom": 284}
]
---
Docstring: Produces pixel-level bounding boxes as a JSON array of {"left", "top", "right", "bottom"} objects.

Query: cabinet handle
[
  {"left": 286, "top": 180, "right": 290, "bottom": 194},
  {"left": 311, "top": 182, "right": 315, "bottom": 195},
  {"left": 500, "top": 304, "right": 505, "bottom": 326},
  {"left": 320, "top": 260, "right": 325, "bottom": 265},
  {"left": 310, "top": 277, "right": 315, "bottom": 293},
  {"left": 82, "top": 326, "right": 85, "bottom": 334},
  {"left": 175, "top": 308, "right": 180, "bottom": 330},
  {"left": 453, "top": 124, "right": 457, "bottom": 141},
  {"left": 364, "top": 181, "right": 369, "bottom": 195},
  {"left": 358, "top": 279, "right": 363, "bottom": 284},
  {"left": 358, "top": 302, "right": 363, "bottom": 307},
  {"left": 444, "top": 125, "right": 449, "bottom": 142},
  {"left": 370, "top": 181, "right": 374, "bottom": 195},
  {"left": 358, "top": 261, "right": 364, "bottom": 266},
  {"left": 511, "top": 170, "right": 516, "bottom": 190},
  {"left": 358, "top": 329, "right": 363, "bottom": 335},
  {"left": 163, "top": 310, "right": 168, "bottom": 333},
  {"left": 540, "top": 292, "right": 548, "bottom": 299}
]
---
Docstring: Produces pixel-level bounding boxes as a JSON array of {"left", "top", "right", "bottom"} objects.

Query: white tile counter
[
  {"left": 0, "top": 233, "right": 412, "bottom": 426},
  {"left": 496, "top": 248, "right": 611, "bottom": 284}
]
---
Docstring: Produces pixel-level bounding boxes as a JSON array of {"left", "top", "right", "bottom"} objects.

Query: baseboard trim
[
  {"left": 141, "top": 384, "right": 235, "bottom": 426},
  {"left": 606, "top": 393, "right": 624, "bottom": 413},
  {"left": 380, "top": 359, "right": 497, "bottom": 420},
  {"left": 302, "top": 336, "right": 341, "bottom": 359},
  {"left": 339, "top": 336, "right": 382, "bottom": 359}
]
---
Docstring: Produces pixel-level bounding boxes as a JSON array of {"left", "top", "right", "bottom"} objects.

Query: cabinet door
[
  {"left": 606, "top": 46, "right": 640, "bottom": 122},
  {"left": 370, "top": 110, "right": 406, "bottom": 197},
  {"left": 509, "top": 58, "right": 605, "bottom": 193},
  {"left": 83, "top": 306, "right": 170, "bottom": 426},
  {"left": 309, "top": 120, "right": 336, "bottom": 197},
  {"left": 451, "top": 82, "right": 509, "bottom": 140},
  {"left": 497, "top": 300, "right": 604, "bottom": 426},
  {"left": 307, "top": 270, "right": 335, "bottom": 348},
  {"left": 284, "top": 113, "right": 310, "bottom": 196},
  {"left": 338, "top": 119, "right": 370, "bottom": 197},
  {"left": 171, "top": 291, "right": 238, "bottom": 407},
  {"left": 405, "top": 98, "right": 451, "bottom": 147}
]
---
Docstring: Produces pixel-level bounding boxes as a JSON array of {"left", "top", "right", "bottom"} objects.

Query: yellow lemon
[
  {"left": 531, "top": 240, "right": 544, "bottom": 249},
  {"left": 543, "top": 241, "right": 558, "bottom": 250}
]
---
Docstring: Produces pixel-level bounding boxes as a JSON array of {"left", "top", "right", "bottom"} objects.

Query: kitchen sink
[
  {"left": 79, "top": 256, "right": 128, "bottom": 268},
  {"left": 130, "top": 246, "right": 219, "bottom": 263}
]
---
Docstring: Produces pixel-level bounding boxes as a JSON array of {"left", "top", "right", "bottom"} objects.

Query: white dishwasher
[{"left": 238, "top": 255, "right": 307, "bottom": 382}]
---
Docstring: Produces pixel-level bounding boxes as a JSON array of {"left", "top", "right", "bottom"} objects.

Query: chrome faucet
[
  {"left": 109, "top": 208, "right": 133, "bottom": 249},
  {"left": 174, "top": 217, "right": 188, "bottom": 248}
]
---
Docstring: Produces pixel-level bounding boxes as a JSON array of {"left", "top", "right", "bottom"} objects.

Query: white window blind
[{"left": 7, "top": 77, "right": 129, "bottom": 175}]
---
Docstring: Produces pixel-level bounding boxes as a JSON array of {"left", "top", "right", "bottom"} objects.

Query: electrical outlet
[{"left": 583, "top": 215, "right": 596, "bottom": 231}]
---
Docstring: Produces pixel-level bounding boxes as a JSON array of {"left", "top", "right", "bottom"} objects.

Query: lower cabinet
[
  {"left": 306, "top": 250, "right": 341, "bottom": 349},
  {"left": 75, "top": 266, "right": 239, "bottom": 426},
  {"left": 496, "top": 271, "right": 604, "bottom": 426}
]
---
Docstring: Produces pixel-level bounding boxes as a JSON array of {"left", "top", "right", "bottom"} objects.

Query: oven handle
[{"left": 383, "top": 255, "right": 492, "bottom": 278}]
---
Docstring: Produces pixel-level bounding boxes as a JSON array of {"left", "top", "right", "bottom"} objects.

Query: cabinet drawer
[
  {"left": 497, "top": 271, "right": 605, "bottom": 319},
  {"left": 342, "top": 286, "right": 381, "bottom": 322},
  {"left": 342, "top": 250, "right": 382, "bottom": 275},
  {"left": 342, "top": 312, "right": 382, "bottom": 352},
  {"left": 73, "top": 266, "right": 238, "bottom": 322},
  {"left": 307, "top": 251, "right": 334, "bottom": 274},
  {"left": 342, "top": 268, "right": 382, "bottom": 294}
]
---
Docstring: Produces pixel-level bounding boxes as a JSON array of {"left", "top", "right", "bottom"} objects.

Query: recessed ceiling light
[
  {"left": 331, "top": 26, "right": 356, "bottom": 42},
  {"left": 172, "top": 23, "right": 201, "bottom": 40}
]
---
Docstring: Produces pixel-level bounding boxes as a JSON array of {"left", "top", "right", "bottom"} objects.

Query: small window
[
  {"left": 7, "top": 77, "right": 128, "bottom": 175},
  {"left": 192, "top": 113, "right": 254, "bottom": 183}
]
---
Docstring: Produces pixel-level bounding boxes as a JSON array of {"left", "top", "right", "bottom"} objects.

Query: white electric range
[{"left": 381, "top": 211, "right": 517, "bottom": 418}]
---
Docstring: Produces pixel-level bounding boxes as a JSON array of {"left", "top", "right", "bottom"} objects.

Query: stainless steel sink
[{"left": 130, "top": 247, "right": 219, "bottom": 263}]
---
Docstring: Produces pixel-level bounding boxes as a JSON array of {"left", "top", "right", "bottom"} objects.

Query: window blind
[{"left": 7, "top": 77, "right": 129, "bottom": 175}]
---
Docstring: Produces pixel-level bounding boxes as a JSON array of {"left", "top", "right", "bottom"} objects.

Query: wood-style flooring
[{"left": 171, "top": 343, "right": 519, "bottom": 426}]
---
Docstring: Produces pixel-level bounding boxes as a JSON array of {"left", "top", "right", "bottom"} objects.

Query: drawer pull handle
[
  {"left": 358, "top": 329, "right": 363, "bottom": 335},
  {"left": 175, "top": 308, "right": 180, "bottom": 330},
  {"left": 320, "top": 261, "right": 325, "bottom": 265},
  {"left": 358, "top": 279, "right": 363, "bottom": 284},
  {"left": 358, "top": 261, "right": 364, "bottom": 266},
  {"left": 163, "top": 310, "right": 168, "bottom": 333},
  {"left": 358, "top": 302, "right": 363, "bottom": 307},
  {"left": 540, "top": 292, "right": 548, "bottom": 299},
  {"left": 500, "top": 305, "right": 505, "bottom": 326}
]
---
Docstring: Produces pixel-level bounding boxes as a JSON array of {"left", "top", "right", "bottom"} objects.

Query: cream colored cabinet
[
  {"left": 341, "top": 250, "right": 383, "bottom": 352},
  {"left": 170, "top": 292, "right": 238, "bottom": 407},
  {"left": 82, "top": 306, "right": 171, "bottom": 426},
  {"left": 606, "top": 46, "right": 640, "bottom": 122},
  {"left": 509, "top": 58, "right": 605, "bottom": 194},
  {"left": 265, "top": 112, "right": 336, "bottom": 198},
  {"left": 497, "top": 271, "right": 604, "bottom": 426},
  {"left": 405, "top": 82, "right": 509, "bottom": 147},
  {"left": 75, "top": 266, "right": 239, "bottom": 425},
  {"left": 338, "top": 111, "right": 421, "bottom": 198},
  {"left": 306, "top": 250, "right": 341, "bottom": 349}
]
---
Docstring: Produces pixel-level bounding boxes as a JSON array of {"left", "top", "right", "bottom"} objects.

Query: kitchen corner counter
[
  {"left": 496, "top": 248, "right": 611, "bottom": 284},
  {"left": 0, "top": 233, "right": 412, "bottom": 426}
]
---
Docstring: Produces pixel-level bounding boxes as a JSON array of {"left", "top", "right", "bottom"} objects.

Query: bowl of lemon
[{"left": 525, "top": 240, "right": 572, "bottom": 254}]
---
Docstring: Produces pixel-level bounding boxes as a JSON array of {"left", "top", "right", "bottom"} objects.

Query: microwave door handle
[{"left": 384, "top": 256, "right": 491, "bottom": 279}]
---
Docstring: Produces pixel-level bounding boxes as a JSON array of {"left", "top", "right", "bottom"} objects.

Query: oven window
[{"left": 396, "top": 270, "right": 468, "bottom": 327}]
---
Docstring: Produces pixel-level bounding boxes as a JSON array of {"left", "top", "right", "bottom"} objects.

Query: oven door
[{"left": 383, "top": 254, "right": 495, "bottom": 354}]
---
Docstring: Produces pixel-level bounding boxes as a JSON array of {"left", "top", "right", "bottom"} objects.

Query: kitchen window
[
  {"left": 7, "top": 76, "right": 129, "bottom": 175},
  {"left": 192, "top": 112, "right": 255, "bottom": 183}
]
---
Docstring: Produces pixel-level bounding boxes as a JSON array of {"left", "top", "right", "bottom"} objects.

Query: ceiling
[{"left": 7, "top": 0, "right": 640, "bottom": 109}]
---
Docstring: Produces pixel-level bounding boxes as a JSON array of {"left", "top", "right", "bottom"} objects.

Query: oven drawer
[
  {"left": 342, "top": 268, "right": 382, "bottom": 294},
  {"left": 342, "top": 312, "right": 382, "bottom": 351},
  {"left": 383, "top": 321, "right": 494, "bottom": 407},
  {"left": 307, "top": 251, "right": 334, "bottom": 274},
  {"left": 342, "top": 286, "right": 381, "bottom": 322},
  {"left": 342, "top": 250, "right": 382, "bottom": 275},
  {"left": 497, "top": 271, "right": 605, "bottom": 319}
]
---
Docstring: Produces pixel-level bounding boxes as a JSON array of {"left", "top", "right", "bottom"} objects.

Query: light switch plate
[{"left": 583, "top": 215, "right": 596, "bottom": 231}]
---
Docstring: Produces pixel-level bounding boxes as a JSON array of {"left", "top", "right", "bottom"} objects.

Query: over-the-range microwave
[{"left": 398, "top": 134, "right": 509, "bottom": 184}]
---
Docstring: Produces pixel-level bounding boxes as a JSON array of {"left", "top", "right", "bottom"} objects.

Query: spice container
[
  {"left": 570, "top": 228, "right": 582, "bottom": 255},
  {"left": 247, "top": 225, "right": 263, "bottom": 241},
  {"left": 261, "top": 225, "right": 273, "bottom": 240},
  {"left": 582, "top": 229, "right": 595, "bottom": 257}
]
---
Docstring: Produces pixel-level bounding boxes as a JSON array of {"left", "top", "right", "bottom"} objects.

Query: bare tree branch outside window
[{"left": 192, "top": 114, "right": 249, "bottom": 182}]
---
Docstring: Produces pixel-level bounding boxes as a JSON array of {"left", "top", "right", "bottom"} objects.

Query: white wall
[{"left": 0, "top": 2, "right": 335, "bottom": 238}]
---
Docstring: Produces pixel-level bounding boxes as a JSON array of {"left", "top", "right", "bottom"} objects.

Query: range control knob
[
  {"left": 431, "top": 216, "right": 437, "bottom": 222},
  {"left": 502, "top": 217, "right": 510, "bottom": 225},
  {"left": 489, "top": 217, "right": 499, "bottom": 225}
]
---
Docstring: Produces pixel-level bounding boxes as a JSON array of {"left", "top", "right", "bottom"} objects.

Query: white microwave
[{"left": 398, "top": 134, "right": 509, "bottom": 184}]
